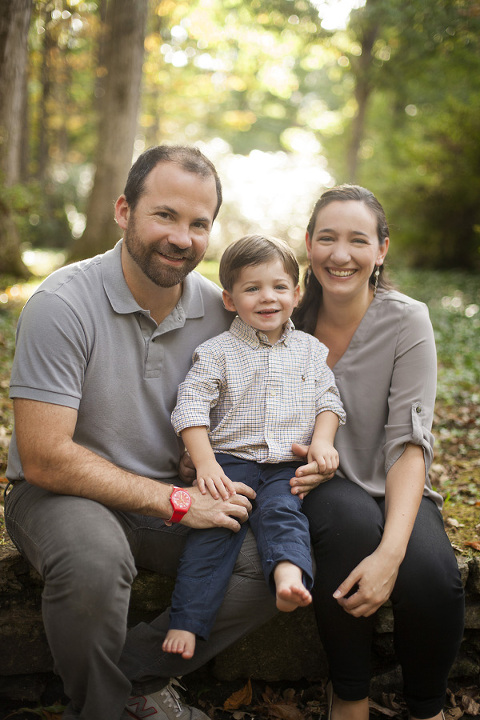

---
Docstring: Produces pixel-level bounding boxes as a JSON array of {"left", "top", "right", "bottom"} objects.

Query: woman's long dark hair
[{"left": 293, "top": 185, "right": 391, "bottom": 335}]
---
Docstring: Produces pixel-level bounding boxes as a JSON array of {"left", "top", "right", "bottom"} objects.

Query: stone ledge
[{"left": 0, "top": 542, "right": 479, "bottom": 701}]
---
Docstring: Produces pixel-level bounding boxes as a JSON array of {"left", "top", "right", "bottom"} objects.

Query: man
[{"left": 4, "top": 146, "right": 277, "bottom": 720}]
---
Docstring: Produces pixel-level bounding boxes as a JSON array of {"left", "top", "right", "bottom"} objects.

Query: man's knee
[
  {"left": 234, "top": 528, "right": 263, "bottom": 577},
  {"left": 37, "top": 502, "right": 137, "bottom": 610}
]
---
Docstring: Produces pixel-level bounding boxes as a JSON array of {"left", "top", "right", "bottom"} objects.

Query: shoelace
[{"left": 159, "top": 685, "right": 184, "bottom": 717}]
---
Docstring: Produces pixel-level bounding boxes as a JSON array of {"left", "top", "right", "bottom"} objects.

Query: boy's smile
[{"left": 222, "top": 258, "right": 300, "bottom": 344}]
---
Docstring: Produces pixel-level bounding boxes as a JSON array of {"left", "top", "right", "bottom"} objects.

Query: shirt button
[{"left": 416, "top": 405, "right": 422, "bottom": 413}]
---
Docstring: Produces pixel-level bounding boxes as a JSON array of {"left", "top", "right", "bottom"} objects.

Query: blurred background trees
[{"left": 0, "top": 0, "right": 479, "bottom": 274}]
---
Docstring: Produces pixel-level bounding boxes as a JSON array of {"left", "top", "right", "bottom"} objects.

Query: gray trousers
[{"left": 4, "top": 481, "right": 277, "bottom": 720}]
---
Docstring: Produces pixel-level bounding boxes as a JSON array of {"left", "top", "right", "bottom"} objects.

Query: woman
[{"left": 291, "top": 185, "right": 464, "bottom": 720}]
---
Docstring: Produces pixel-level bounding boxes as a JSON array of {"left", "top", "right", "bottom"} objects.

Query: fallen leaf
[
  {"left": 282, "top": 688, "right": 296, "bottom": 703},
  {"left": 263, "top": 702, "right": 305, "bottom": 720},
  {"left": 224, "top": 679, "right": 253, "bottom": 710},
  {"left": 445, "top": 707, "right": 464, "bottom": 720},
  {"left": 262, "top": 686, "right": 277, "bottom": 703},
  {"left": 465, "top": 540, "right": 480, "bottom": 551},
  {"left": 459, "top": 694, "right": 480, "bottom": 715},
  {"left": 446, "top": 518, "right": 464, "bottom": 529},
  {"left": 447, "top": 688, "right": 457, "bottom": 707},
  {"left": 368, "top": 699, "right": 398, "bottom": 717},
  {"left": 2, "top": 707, "right": 65, "bottom": 720},
  {"left": 380, "top": 693, "right": 404, "bottom": 712}
]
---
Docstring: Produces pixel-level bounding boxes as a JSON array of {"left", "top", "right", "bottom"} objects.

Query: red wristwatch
[{"left": 168, "top": 486, "right": 192, "bottom": 523}]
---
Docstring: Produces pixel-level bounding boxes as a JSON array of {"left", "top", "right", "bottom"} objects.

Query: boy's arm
[
  {"left": 181, "top": 426, "right": 236, "bottom": 500},
  {"left": 306, "top": 410, "right": 340, "bottom": 483}
]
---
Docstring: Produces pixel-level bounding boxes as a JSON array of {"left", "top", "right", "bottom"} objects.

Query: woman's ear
[
  {"left": 222, "top": 289, "right": 236, "bottom": 313},
  {"left": 305, "top": 231, "right": 312, "bottom": 259},
  {"left": 377, "top": 237, "right": 389, "bottom": 265}
]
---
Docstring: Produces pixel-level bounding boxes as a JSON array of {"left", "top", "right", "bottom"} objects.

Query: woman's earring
[{"left": 373, "top": 266, "right": 380, "bottom": 296}]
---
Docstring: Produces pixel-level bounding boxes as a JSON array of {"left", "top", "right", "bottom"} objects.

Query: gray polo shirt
[{"left": 7, "top": 240, "right": 231, "bottom": 482}]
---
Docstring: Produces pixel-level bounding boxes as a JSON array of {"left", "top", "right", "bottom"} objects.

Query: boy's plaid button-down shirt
[{"left": 172, "top": 316, "right": 345, "bottom": 462}]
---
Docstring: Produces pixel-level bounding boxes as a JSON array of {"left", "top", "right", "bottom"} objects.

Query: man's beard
[{"left": 124, "top": 216, "right": 204, "bottom": 288}]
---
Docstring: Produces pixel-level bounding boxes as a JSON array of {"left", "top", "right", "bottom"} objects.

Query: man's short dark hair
[{"left": 123, "top": 145, "right": 222, "bottom": 219}]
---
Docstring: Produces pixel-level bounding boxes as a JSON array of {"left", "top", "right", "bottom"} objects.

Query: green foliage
[
  {"left": 322, "top": 0, "right": 480, "bottom": 270},
  {"left": 2, "top": 0, "right": 479, "bottom": 267},
  {"left": 0, "top": 177, "right": 73, "bottom": 250},
  {"left": 391, "top": 268, "right": 480, "bottom": 404}
]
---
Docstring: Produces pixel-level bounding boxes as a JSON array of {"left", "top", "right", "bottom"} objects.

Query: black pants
[{"left": 302, "top": 476, "right": 465, "bottom": 718}]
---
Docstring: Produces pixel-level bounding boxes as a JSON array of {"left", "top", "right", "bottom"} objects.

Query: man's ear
[
  {"left": 222, "top": 289, "right": 236, "bottom": 313},
  {"left": 115, "top": 195, "right": 130, "bottom": 230}
]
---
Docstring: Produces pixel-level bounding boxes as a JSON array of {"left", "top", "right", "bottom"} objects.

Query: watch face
[{"left": 173, "top": 489, "right": 191, "bottom": 510}]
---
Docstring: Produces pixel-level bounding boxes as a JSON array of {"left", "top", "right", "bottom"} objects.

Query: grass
[{"left": 0, "top": 259, "right": 479, "bottom": 553}]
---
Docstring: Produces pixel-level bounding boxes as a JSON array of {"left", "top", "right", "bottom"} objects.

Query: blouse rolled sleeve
[{"left": 384, "top": 301, "right": 437, "bottom": 477}]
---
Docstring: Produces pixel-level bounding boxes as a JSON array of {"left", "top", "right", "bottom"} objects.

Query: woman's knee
[
  {"left": 393, "top": 499, "right": 464, "bottom": 614},
  {"left": 303, "top": 477, "right": 383, "bottom": 550}
]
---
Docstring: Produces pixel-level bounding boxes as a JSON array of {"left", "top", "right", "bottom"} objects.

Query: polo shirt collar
[
  {"left": 230, "top": 315, "right": 295, "bottom": 347},
  {"left": 101, "top": 239, "right": 206, "bottom": 321}
]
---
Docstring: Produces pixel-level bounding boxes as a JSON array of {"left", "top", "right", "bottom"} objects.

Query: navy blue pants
[
  {"left": 168, "top": 453, "right": 313, "bottom": 640},
  {"left": 302, "top": 475, "right": 465, "bottom": 718}
]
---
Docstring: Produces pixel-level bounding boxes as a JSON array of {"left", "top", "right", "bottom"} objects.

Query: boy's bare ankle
[{"left": 274, "top": 561, "right": 312, "bottom": 612}]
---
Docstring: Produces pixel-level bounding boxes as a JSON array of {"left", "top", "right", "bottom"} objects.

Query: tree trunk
[
  {"left": 69, "top": 0, "right": 148, "bottom": 261},
  {"left": 346, "top": 0, "right": 380, "bottom": 183},
  {"left": 0, "top": 0, "right": 32, "bottom": 277}
]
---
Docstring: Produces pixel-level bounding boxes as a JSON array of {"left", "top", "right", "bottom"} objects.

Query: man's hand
[
  {"left": 184, "top": 482, "right": 255, "bottom": 532},
  {"left": 179, "top": 451, "right": 196, "bottom": 484},
  {"left": 290, "top": 443, "right": 335, "bottom": 499}
]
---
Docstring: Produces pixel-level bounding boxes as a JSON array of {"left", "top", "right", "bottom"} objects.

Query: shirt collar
[
  {"left": 101, "top": 239, "right": 206, "bottom": 321},
  {"left": 229, "top": 315, "right": 295, "bottom": 347}
]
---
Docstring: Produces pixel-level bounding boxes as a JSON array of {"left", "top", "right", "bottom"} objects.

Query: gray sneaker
[{"left": 126, "top": 681, "right": 210, "bottom": 720}]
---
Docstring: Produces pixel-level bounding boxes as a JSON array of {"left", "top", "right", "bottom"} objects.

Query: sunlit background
[{"left": 2, "top": 0, "right": 480, "bottom": 280}]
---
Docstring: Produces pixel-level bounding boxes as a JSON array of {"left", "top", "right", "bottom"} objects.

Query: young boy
[{"left": 165, "top": 234, "right": 346, "bottom": 659}]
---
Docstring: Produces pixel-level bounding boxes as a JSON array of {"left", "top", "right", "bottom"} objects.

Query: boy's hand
[
  {"left": 308, "top": 441, "right": 339, "bottom": 476},
  {"left": 290, "top": 442, "right": 338, "bottom": 500},
  {"left": 195, "top": 461, "right": 236, "bottom": 500}
]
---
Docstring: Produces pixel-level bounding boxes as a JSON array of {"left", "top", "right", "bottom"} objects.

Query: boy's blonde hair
[{"left": 219, "top": 234, "right": 299, "bottom": 292}]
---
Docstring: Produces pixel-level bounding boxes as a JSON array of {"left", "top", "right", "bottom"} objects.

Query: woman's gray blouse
[{"left": 332, "top": 289, "right": 442, "bottom": 508}]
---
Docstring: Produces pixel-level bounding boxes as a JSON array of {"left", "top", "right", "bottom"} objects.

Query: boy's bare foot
[
  {"left": 274, "top": 561, "right": 312, "bottom": 612},
  {"left": 162, "top": 629, "right": 195, "bottom": 659}
]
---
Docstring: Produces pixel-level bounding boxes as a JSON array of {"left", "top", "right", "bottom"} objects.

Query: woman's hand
[
  {"left": 332, "top": 549, "right": 400, "bottom": 617},
  {"left": 290, "top": 443, "right": 335, "bottom": 499}
]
